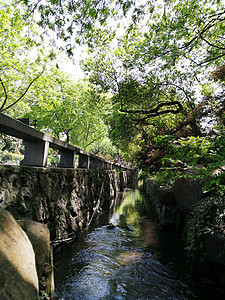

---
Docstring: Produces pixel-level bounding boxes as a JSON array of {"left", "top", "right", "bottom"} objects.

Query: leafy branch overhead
[
  {"left": 0, "top": 1, "right": 49, "bottom": 114},
  {"left": 79, "top": 1, "right": 225, "bottom": 144},
  {"left": 21, "top": 0, "right": 140, "bottom": 55},
  {"left": 114, "top": 77, "right": 185, "bottom": 122},
  {"left": 0, "top": 72, "right": 44, "bottom": 113},
  {"left": 120, "top": 101, "right": 183, "bottom": 119},
  {"left": 1, "top": 0, "right": 225, "bottom": 169}
]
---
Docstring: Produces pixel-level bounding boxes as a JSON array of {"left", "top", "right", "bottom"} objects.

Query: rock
[
  {"left": 0, "top": 208, "right": 39, "bottom": 300},
  {"left": 0, "top": 165, "right": 137, "bottom": 240},
  {"left": 107, "top": 223, "right": 115, "bottom": 229},
  {"left": 17, "top": 219, "right": 50, "bottom": 279},
  {"left": 174, "top": 176, "right": 205, "bottom": 214},
  {"left": 124, "top": 224, "right": 135, "bottom": 231},
  {"left": 157, "top": 187, "right": 176, "bottom": 205},
  {"left": 116, "top": 250, "right": 144, "bottom": 265}
]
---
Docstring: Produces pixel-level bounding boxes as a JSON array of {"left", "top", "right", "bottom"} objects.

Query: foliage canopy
[{"left": 1, "top": 0, "right": 225, "bottom": 168}]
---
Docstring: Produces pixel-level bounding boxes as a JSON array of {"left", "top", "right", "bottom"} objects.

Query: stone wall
[
  {"left": 143, "top": 179, "right": 177, "bottom": 226},
  {"left": 143, "top": 176, "right": 205, "bottom": 228},
  {"left": 143, "top": 176, "right": 225, "bottom": 284},
  {"left": 0, "top": 165, "right": 137, "bottom": 299},
  {"left": 0, "top": 165, "right": 137, "bottom": 240}
]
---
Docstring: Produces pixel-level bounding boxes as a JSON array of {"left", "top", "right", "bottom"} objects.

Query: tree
[
  {"left": 19, "top": 1, "right": 225, "bottom": 115},
  {"left": 18, "top": 1, "right": 225, "bottom": 136},
  {"left": 0, "top": 0, "right": 59, "bottom": 117},
  {"left": 5, "top": 0, "right": 225, "bottom": 167},
  {"left": 0, "top": 0, "right": 53, "bottom": 115},
  {"left": 24, "top": 66, "right": 110, "bottom": 150},
  {"left": 79, "top": 1, "right": 225, "bottom": 162},
  {"left": 0, "top": 0, "right": 125, "bottom": 160}
]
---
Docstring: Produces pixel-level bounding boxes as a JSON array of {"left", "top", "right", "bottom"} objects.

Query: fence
[{"left": 0, "top": 113, "right": 131, "bottom": 170}]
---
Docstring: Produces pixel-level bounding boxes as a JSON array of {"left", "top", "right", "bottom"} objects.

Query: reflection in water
[
  {"left": 54, "top": 189, "right": 224, "bottom": 300},
  {"left": 109, "top": 189, "right": 159, "bottom": 252}
]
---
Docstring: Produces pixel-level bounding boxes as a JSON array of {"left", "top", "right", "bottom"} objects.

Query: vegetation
[
  {"left": 185, "top": 194, "right": 225, "bottom": 263},
  {"left": 0, "top": 0, "right": 123, "bottom": 160},
  {"left": 0, "top": 151, "right": 23, "bottom": 165},
  {"left": 1, "top": 0, "right": 224, "bottom": 164},
  {"left": 1, "top": 0, "right": 225, "bottom": 271},
  {"left": 0, "top": 0, "right": 51, "bottom": 115}
]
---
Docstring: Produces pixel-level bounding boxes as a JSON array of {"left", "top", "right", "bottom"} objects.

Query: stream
[{"left": 54, "top": 189, "right": 225, "bottom": 299}]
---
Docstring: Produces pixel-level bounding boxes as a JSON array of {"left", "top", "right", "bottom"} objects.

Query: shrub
[{"left": 185, "top": 194, "right": 225, "bottom": 262}]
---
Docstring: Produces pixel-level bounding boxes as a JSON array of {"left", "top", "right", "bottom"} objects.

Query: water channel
[{"left": 54, "top": 189, "right": 225, "bottom": 300}]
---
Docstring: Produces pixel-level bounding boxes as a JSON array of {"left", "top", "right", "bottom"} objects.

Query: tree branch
[
  {"left": 1, "top": 71, "right": 44, "bottom": 113},
  {"left": 0, "top": 78, "right": 8, "bottom": 112},
  {"left": 198, "top": 31, "right": 225, "bottom": 51},
  {"left": 25, "top": 0, "right": 42, "bottom": 19},
  {"left": 120, "top": 101, "right": 183, "bottom": 116},
  {"left": 135, "top": 108, "right": 182, "bottom": 123},
  {"left": 149, "top": 13, "right": 225, "bottom": 63},
  {"left": 198, "top": 53, "right": 225, "bottom": 66},
  {"left": 208, "top": 10, "right": 225, "bottom": 19},
  {"left": 157, "top": 81, "right": 192, "bottom": 103},
  {"left": 84, "top": 136, "right": 102, "bottom": 150}
]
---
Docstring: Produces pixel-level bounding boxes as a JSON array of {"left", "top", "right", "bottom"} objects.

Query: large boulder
[
  {"left": 0, "top": 208, "right": 39, "bottom": 300},
  {"left": 17, "top": 219, "right": 50, "bottom": 279},
  {"left": 174, "top": 176, "right": 205, "bottom": 214}
]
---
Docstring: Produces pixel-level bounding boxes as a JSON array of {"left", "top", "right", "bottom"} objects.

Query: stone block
[
  {"left": 78, "top": 154, "right": 90, "bottom": 169},
  {"left": 58, "top": 150, "right": 75, "bottom": 168},
  {"left": 20, "top": 140, "right": 49, "bottom": 167},
  {"left": 174, "top": 176, "right": 205, "bottom": 214},
  {"left": 157, "top": 187, "right": 176, "bottom": 205}
]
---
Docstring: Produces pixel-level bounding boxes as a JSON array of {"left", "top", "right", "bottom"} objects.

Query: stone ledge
[{"left": 157, "top": 186, "right": 176, "bottom": 205}]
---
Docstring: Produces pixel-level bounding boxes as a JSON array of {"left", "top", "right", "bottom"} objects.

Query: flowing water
[{"left": 54, "top": 189, "right": 224, "bottom": 300}]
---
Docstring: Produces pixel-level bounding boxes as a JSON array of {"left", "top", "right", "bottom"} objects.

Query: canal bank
[
  {"left": 0, "top": 165, "right": 137, "bottom": 299},
  {"left": 143, "top": 176, "right": 225, "bottom": 288}
]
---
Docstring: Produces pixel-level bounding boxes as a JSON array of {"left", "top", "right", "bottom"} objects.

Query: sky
[{"left": 57, "top": 50, "right": 86, "bottom": 80}]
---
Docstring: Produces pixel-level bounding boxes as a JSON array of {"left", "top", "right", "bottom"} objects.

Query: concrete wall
[{"left": 0, "top": 165, "right": 137, "bottom": 240}]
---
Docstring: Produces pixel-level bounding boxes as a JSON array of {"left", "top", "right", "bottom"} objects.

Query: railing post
[
  {"left": 20, "top": 140, "right": 49, "bottom": 167},
  {"left": 58, "top": 150, "right": 75, "bottom": 168}
]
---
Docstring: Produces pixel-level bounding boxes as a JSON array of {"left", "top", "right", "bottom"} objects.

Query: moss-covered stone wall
[{"left": 0, "top": 165, "right": 137, "bottom": 240}]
